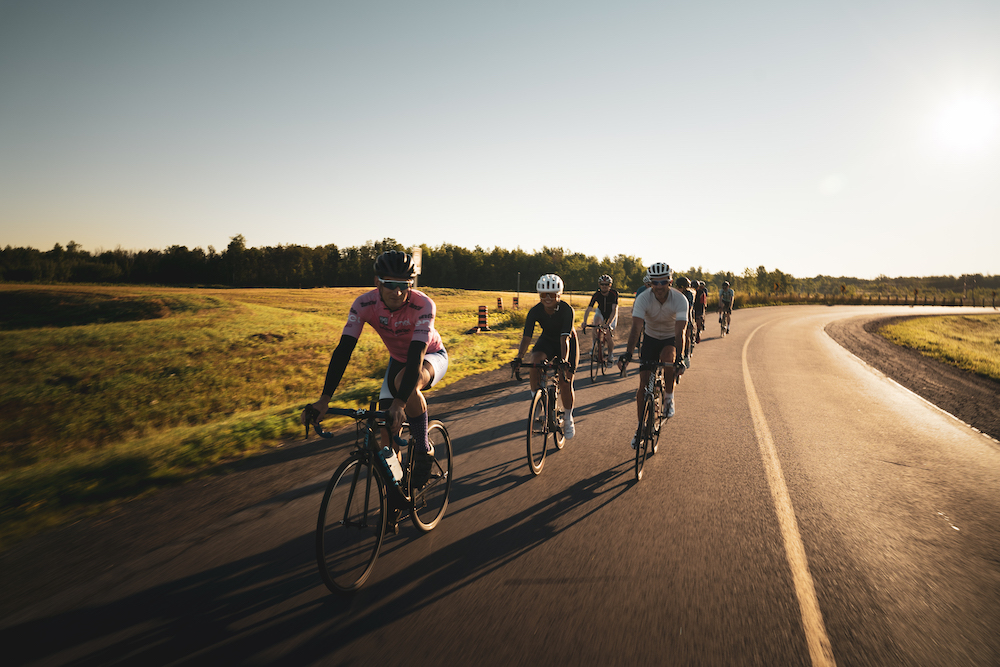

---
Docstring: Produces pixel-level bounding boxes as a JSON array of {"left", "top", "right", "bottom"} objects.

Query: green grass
[
  {"left": 878, "top": 314, "right": 1000, "bottom": 382},
  {"left": 0, "top": 284, "right": 538, "bottom": 550}
]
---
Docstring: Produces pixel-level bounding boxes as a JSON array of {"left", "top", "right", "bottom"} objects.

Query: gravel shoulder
[{"left": 825, "top": 314, "right": 1000, "bottom": 443}]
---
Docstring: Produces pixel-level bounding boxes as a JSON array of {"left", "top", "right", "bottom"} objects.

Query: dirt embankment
[{"left": 826, "top": 315, "right": 1000, "bottom": 443}]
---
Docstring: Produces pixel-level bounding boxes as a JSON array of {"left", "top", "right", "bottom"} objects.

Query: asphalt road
[{"left": 3, "top": 305, "right": 999, "bottom": 666}]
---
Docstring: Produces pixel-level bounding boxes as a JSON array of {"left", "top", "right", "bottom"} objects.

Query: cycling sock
[{"left": 409, "top": 410, "right": 431, "bottom": 452}]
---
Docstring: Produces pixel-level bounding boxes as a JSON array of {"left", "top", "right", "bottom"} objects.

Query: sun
[{"left": 931, "top": 94, "right": 1000, "bottom": 153}]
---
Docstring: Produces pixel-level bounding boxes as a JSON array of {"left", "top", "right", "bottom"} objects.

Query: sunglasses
[
  {"left": 650, "top": 279, "right": 671, "bottom": 286},
  {"left": 378, "top": 278, "right": 413, "bottom": 290}
]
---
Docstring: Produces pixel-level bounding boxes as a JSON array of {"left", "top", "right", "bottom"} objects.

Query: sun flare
[{"left": 931, "top": 94, "right": 1000, "bottom": 153}]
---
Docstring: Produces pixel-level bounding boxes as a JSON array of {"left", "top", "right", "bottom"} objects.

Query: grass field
[
  {"left": 878, "top": 313, "right": 1000, "bottom": 383},
  {"left": 2, "top": 284, "right": 602, "bottom": 550}
]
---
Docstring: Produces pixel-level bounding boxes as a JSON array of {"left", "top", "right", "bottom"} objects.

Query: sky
[{"left": 1, "top": 0, "right": 999, "bottom": 280}]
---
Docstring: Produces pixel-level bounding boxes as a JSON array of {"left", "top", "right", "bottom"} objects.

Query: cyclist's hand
[
  {"left": 674, "top": 359, "right": 686, "bottom": 375},
  {"left": 618, "top": 352, "right": 632, "bottom": 373},
  {"left": 388, "top": 399, "right": 407, "bottom": 436},
  {"left": 301, "top": 401, "right": 327, "bottom": 426},
  {"left": 510, "top": 357, "right": 521, "bottom": 370}
]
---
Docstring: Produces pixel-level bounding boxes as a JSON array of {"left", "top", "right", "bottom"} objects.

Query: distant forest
[{"left": 2, "top": 236, "right": 998, "bottom": 298}]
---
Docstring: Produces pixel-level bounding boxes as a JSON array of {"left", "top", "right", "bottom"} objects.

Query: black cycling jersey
[
  {"left": 587, "top": 289, "right": 619, "bottom": 320},
  {"left": 523, "top": 301, "right": 575, "bottom": 346}
]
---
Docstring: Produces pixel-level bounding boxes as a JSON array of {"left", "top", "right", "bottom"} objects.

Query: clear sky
[{"left": 2, "top": 0, "right": 998, "bottom": 279}]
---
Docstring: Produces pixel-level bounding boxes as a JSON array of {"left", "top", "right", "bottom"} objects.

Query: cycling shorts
[
  {"left": 639, "top": 335, "right": 676, "bottom": 372},
  {"left": 531, "top": 333, "right": 579, "bottom": 373},
  {"left": 378, "top": 348, "right": 449, "bottom": 400}
]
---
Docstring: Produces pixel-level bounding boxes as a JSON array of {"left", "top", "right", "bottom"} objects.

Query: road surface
[{"left": 3, "top": 305, "right": 999, "bottom": 666}]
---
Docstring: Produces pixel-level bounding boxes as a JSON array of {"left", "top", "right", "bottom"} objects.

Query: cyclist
[
  {"left": 693, "top": 280, "right": 708, "bottom": 343},
  {"left": 675, "top": 276, "right": 695, "bottom": 368},
  {"left": 719, "top": 280, "right": 735, "bottom": 334},
  {"left": 617, "top": 262, "right": 687, "bottom": 448},
  {"left": 302, "top": 250, "right": 447, "bottom": 490},
  {"left": 582, "top": 274, "right": 619, "bottom": 366},
  {"left": 512, "top": 274, "right": 579, "bottom": 439},
  {"left": 634, "top": 271, "right": 651, "bottom": 297}
]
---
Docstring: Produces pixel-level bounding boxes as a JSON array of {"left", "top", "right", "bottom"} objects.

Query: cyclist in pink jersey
[{"left": 302, "top": 250, "right": 447, "bottom": 490}]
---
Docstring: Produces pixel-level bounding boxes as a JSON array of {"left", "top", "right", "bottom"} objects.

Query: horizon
[{"left": 2, "top": 1, "right": 999, "bottom": 280}]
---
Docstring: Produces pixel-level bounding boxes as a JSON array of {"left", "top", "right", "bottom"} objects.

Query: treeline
[{"left": 1, "top": 236, "right": 997, "bottom": 297}]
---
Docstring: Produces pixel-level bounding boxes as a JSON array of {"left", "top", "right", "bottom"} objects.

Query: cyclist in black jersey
[
  {"left": 582, "top": 274, "right": 619, "bottom": 366},
  {"left": 512, "top": 274, "right": 579, "bottom": 439}
]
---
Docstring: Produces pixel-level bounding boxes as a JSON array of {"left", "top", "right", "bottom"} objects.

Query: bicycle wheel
[
  {"left": 527, "top": 389, "right": 548, "bottom": 475},
  {"left": 589, "top": 338, "right": 600, "bottom": 383},
  {"left": 652, "top": 378, "right": 665, "bottom": 455},
  {"left": 409, "top": 421, "right": 453, "bottom": 532},
  {"left": 599, "top": 336, "right": 608, "bottom": 377},
  {"left": 316, "top": 456, "right": 387, "bottom": 593},
  {"left": 636, "top": 395, "right": 655, "bottom": 481},
  {"left": 551, "top": 387, "right": 566, "bottom": 450}
]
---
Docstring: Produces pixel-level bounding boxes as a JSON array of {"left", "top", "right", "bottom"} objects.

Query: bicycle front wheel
[
  {"left": 527, "top": 390, "right": 549, "bottom": 475},
  {"left": 409, "top": 421, "right": 453, "bottom": 532},
  {"left": 589, "top": 338, "right": 600, "bottom": 383},
  {"left": 636, "top": 395, "right": 656, "bottom": 481},
  {"left": 316, "top": 456, "right": 387, "bottom": 593}
]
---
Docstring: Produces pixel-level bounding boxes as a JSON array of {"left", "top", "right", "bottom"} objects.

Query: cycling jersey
[
  {"left": 694, "top": 287, "right": 708, "bottom": 317},
  {"left": 342, "top": 288, "right": 444, "bottom": 363},
  {"left": 719, "top": 288, "right": 735, "bottom": 312},
  {"left": 523, "top": 301, "right": 575, "bottom": 345},
  {"left": 632, "top": 288, "right": 688, "bottom": 339},
  {"left": 587, "top": 289, "right": 619, "bottom": 320}
]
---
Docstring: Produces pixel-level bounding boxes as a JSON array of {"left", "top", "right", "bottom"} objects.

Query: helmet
[
  {"left": 676, "top": 276, "right": 690, "bottom": 289},
  {"left": 536, "top": 274, "right": 564, "bottom": 293},
  {"left": 642, "top": 272, "right": 651, "bottom": 285},
  {"left": 373, "top": 250, "right": 416, "bottom": 279},
  {"left": 723, "top": 281, "right": 731, "bottom": 288},
  {"left": 647, "top": 262, "right": 672, "bottom": 280},
  {"left": 699, "top": 281, "right": 706, "bottom": 288},
  {"left": 598, "top": 274, "right": 612, "bottom": 285}
]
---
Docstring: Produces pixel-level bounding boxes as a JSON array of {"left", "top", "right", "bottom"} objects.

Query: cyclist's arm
[
  {"left": 582, "top": 305, "right": 593, "bottom": 327},
  {"left": 394, "top": 339, "right": 428, "bottom": 402},
  {"left": 302, "top": 334, "right": 358, "bottom": 424},
  {"left": 608, "top": 303, "right": 618, "bottom": 323},
  {"left": 674, "top": 319, "right": 686, "bottom": 359}
]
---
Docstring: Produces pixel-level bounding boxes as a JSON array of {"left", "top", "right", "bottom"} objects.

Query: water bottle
[{"left": 380, "top": 446, "right": 403, "bottom": 486}]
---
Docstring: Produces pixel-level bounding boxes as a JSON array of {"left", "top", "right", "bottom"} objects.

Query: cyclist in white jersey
[
  {"left": 302, "top": 250, "right": 448, "bottom": 489},
  {"left": 617, "top": 262, "right": 687, "bottom": 447}
]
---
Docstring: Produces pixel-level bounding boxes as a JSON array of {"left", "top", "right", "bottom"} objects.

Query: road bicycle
[
  {"left": 512, "top": 360, "right": 567, "bottom": 475},
  {"left": 619, "top": 359, "right": 684, "bottom": 481},
  {"left": 720, "top": 309, "right": 732, "bottom": 337},
  {"left": 582, "top": 323, "right": 613, "bottom": 383},
  {"left": 305, "top": 402, "right": 453, "bottom": 593}
]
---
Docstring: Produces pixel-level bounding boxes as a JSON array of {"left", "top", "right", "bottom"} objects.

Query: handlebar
[
  {"left": 510, "top": 358, "right": 565, "bottom": 382},
  {"left": 302, "top": 403, "right": 390, "bottom": 439},
  {"left": 615, "top": 357, "right": 686, "bottom": 378}
]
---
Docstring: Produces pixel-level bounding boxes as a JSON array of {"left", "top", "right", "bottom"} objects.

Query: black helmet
[
  {"left": 373, "top": 250, "right": 416, "bottom": 279},
  {"left": 676, "top": 276, "right": 690, "bottom": 289}
]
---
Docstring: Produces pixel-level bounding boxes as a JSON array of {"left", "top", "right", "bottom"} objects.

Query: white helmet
[
  {"left": 647, "top": 262, "right": 672, "bottom": 280},
  {"left": 536, "top": 273, "right": 564, "bottom": 293},
  {"left": 642, "top": 271, "right": 651, "bottom": 285}
]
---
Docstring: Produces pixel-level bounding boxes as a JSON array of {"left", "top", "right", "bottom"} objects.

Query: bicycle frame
[{"left": 513, "top": 361, "right": 566, "bottom": 474}]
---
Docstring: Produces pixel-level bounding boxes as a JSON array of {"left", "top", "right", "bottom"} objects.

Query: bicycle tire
[
  {"left": 408, "top": 421, "right": 453, "bottom": 532},
  {"left": 527, "top": 389, "right": 548, "bottom": 475},
  {"left": 652, "top": 377, "right": 665, "bottom": 455},
  {"left": 316, "top": 456, "right": 387, "bottom": 593},
  {"left": 636, "top": 395, "right": 655, "bottom": 481},
  {"left": 552, "top": 388, "right": 566, "bottom": 450},
  {"left": 589, "top": 338, "right": 600, "bottom": 383}
]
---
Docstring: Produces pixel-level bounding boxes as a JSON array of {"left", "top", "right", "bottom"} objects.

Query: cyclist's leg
[
  {"left": 558, "top": 331, "right": 578, "bottom": 414},
  {"left": 659, "top": 338, "right": 678, "bottom": 416}
]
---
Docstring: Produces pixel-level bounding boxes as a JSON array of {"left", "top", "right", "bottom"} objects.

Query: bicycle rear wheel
[
  {"left": 409, "top": 421, "right": 453, "bottom": 532},
  {"left": 527, "top": 390, "right": 548, "bottom": 475},
  {"left": 636, "top": 395, "right": 655, "bottom": 481},
  {"left": 316, "top": 456, "right": 387, "bottom": 593}
]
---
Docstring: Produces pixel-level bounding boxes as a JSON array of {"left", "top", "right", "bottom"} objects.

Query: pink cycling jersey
[{"left": 342, "top": 288, "right": 444, "bottom": 362}]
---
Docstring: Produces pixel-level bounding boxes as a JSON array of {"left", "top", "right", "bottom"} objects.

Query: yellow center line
[{"left": 743, "top": 323, "right": 837, "bottom": 667}]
